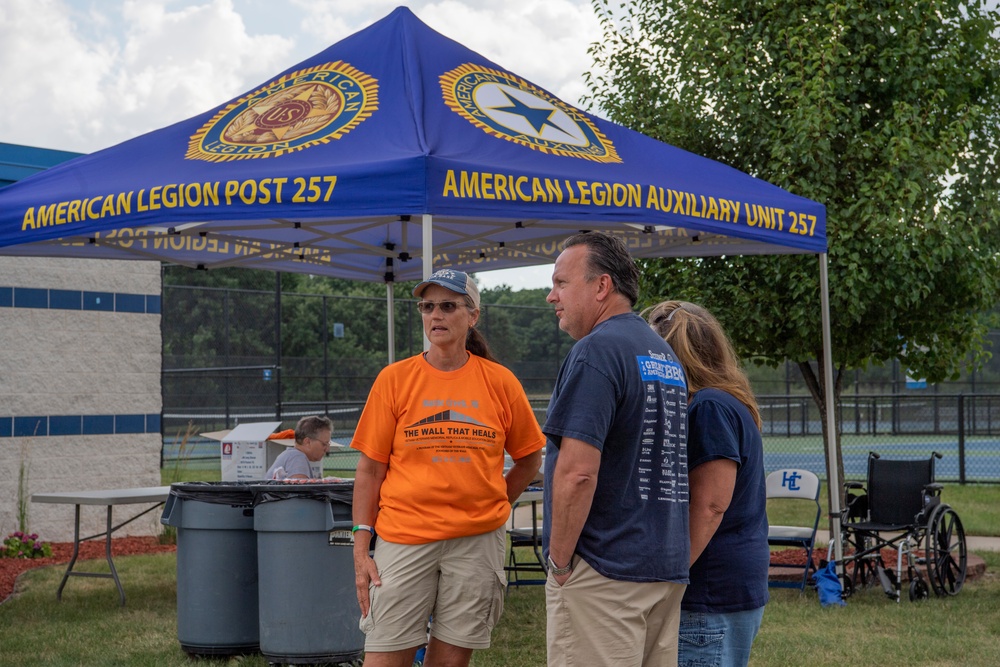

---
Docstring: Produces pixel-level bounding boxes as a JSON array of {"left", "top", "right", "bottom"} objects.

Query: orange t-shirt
[{"left": 351, "top": 353, "right": 545, "bottom": 544}]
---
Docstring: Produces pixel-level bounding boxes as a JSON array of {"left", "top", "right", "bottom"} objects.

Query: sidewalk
[{"left": 816, "top": 530, "right": 1000, "bottom": 552}]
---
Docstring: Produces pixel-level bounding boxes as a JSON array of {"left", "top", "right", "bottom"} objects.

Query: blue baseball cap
[{"left": 412, "top": 269, "right": 481, "bottom": 308}]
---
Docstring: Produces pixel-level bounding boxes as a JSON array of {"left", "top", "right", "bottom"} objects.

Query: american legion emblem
[
  {"left": 187, "top": 61, "right": 378, "bottom": 162},
  {"left": 440, "top": 64, "right": 619, "bottom": 163}
]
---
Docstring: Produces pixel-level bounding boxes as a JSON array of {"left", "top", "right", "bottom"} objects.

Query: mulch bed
[
  {"left": 0, "top": 536, "right": 176, "bottom": 604},
  {"left": 769, "top": 546, "right": 986, "bottom": 582}
]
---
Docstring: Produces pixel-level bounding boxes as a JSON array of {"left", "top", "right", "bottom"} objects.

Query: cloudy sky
[{"left": 0, "top": 0, "right": 604, "bottom": 289}]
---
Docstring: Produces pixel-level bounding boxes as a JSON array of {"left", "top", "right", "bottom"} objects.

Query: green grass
[
  {"left": 937, "top": 484, "right": 1000, "bottom": 536},
  {"left": 160, "top": 467, "right": 357, "bottom": 485},
  {"left": 1, "top": 554, "right": 200, "bottom": 667},
  {"left": 751, "top": 553, "right": 1000, "bottom": 667},
  {"left": 4, "top": 550, "right": 1000, "bottom": 666}
]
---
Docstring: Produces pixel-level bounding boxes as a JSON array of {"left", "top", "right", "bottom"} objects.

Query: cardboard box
[{"left": 203, "top": 421, "right": 318, "bottom": 481}]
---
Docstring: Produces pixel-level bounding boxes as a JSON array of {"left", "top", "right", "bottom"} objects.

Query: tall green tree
[{"left": 588, "top": 0, "right": 1000, "bottom": 495}]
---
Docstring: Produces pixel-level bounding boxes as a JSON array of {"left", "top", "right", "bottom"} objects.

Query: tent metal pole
[
  {"left": 422, "top": 214, "right": 433, "bottom": 352},
  {"left": 384, "top": 244, "right": 396, "bottom": 365},
  {"left": 422, "top": 214, "right": 433, "bottom": 278},
  {"left": 386, "top": 283, "right": 395, "bottom": 365},
  {"left": 820, "top": 253, "right": 843, "bottom": 566}
]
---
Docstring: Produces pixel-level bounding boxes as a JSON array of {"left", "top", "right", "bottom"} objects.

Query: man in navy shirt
[{"left": 543, "top": 231, "right": 689, "bottom": 667}]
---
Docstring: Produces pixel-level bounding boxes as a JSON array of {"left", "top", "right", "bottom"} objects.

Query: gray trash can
[
  {"left": 161, "top": 482, "right": 259, "bottom": 657},
  {"left": 251, "top": 481, "right": 364, "bottom": 665}
]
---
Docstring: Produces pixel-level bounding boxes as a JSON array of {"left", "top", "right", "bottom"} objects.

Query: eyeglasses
[{"left": 416, "top": 300, "right": 461, "bottom": 314}]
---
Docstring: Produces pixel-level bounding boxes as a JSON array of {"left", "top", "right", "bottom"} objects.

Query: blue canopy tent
[
  {"left": 0, "top": 6, "right": 824, "bottom": 272},
  {"left": 0, "top": 6, "right": 842, "bottom": 560}
]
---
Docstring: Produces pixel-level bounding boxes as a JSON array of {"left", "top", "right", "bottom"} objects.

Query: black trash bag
[
  {"left": 168, "top": 481, "right": 256, "bottom": 507},
  {"left": 250, "top": 480, "right": 354, "bottom": 506}
]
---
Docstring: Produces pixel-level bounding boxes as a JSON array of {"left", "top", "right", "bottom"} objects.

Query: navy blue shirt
[
  {"left": 682, "top": 388, "right": 769, "bottom": 612},
  {"left": 542, "top": 313, "right": 689, "bottom": 583}
]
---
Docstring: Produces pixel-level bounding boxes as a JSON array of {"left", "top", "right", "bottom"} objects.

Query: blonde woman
[{"left": 645, "top": 301, "right": 768, "bottom": 667}]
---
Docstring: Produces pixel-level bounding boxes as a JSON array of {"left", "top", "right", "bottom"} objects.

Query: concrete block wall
[{"left": 0, "top": 256, "right": 163, "bottom": 542}]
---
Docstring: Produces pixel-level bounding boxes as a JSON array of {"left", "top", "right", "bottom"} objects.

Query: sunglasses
[{"left": 416, "top": 300, "right": 461, "bottom": 314}]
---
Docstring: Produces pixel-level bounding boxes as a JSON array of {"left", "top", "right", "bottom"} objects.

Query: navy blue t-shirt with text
[
  {"left": 542, "top": 313, "right": 689, "bottom": 583},
  {"left": 682, "top": 387, "right": 769, "bottom": 612}
]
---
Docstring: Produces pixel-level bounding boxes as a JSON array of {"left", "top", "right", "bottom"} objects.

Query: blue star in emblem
[{"left": 489, "top": 91, "right": 564, "bottom": 134}]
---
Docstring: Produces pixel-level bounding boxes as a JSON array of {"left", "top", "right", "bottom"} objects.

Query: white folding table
[{"left": 30, "top": 486, "right": 171, "bottom": 606}]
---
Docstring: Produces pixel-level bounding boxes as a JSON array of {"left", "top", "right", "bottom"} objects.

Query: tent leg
[
  {"left": 820, "top": 253, "right": 843, "bottom": 567},
  {"left": 386, "top": 283, "right": 395, "bottom": 365},
  {"left": 421, "top": 214, "right": 433, "bottom": 352}
]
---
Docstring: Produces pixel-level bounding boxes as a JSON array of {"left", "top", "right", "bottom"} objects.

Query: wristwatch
[{"left": 547, "top": 555, "right": 573, "bottom": 576}]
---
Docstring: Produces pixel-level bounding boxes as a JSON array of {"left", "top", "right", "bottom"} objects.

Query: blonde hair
[{"left": 643, "top": 300, "right": 762, "bottom": 429}]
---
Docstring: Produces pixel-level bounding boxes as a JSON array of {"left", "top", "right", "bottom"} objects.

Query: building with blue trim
[{"left": 1, "top": 143, "right": 163, "bottom": 541}]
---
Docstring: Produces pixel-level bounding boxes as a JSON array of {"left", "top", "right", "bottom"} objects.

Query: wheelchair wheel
[
  {"left": 925, "top": 504, "right": 967, "bottom": 597},
  {"left": 908, "top": 577, "right": 929, "bottom": 602}
]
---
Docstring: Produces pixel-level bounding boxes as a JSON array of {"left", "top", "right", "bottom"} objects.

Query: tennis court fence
[{"left": 163, "top": 393, "right": 1000, "bottom": 482}]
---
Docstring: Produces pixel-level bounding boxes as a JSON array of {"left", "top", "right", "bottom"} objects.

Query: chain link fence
[
  {"left": 761, "top": 394, "right": 1000, "bottom": 483},
  {"left": 162, "top": 281, "right": 1000, "bottom": 482},
  {"left": 161, "top": 282, "right": 568, "bottom": 470}
]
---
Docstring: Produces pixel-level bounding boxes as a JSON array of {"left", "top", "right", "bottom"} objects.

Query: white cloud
[
  {"left": 292, "top": 0, "right": 399, "bottom": 39},
  {"left": 108, "top": 1, "right": 294, "bottom": 129},
  {"left": 0, "top": 0, "right": 118, "bottom": 150},
  {"left": 0, "top": 0, "right": 598, "bottom": 165},
  {"left": 0, "top": 0, "right": 297, "bottom": 151},
  {"left": 291, "top": 0, "right": 599, "bottom": 106},
  {"left": 475, "top": 264, "right": 554, "bottom": 291},
  {"left": 415, "top": 0, "right": 598, "bottom": 104},
  {"left": 0, "top": 0, "right": 594, "bottom": 289}
]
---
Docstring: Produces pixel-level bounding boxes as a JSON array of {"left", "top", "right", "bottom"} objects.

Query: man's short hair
[
  {"left": 295, "top": 415, "right": 333, "bottom": 443},
  {"left": 563, "top": 231, "right": 640, "bottom": 306}
]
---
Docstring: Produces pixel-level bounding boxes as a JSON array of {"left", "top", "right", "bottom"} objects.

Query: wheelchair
[{"left": 833, "top": 451, "right": 967, "bottom": 602}]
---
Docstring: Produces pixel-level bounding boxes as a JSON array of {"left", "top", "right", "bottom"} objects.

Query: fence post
[
  {"left": 785, "top": 362, "right": 792, "bottom": 435},
  {"left": 870, "top": 396, "right": 876, "bottom": 436},
  {"left": 933, "top": 384, "right": 940, "bottom": 433},
  {"left": 892, "top": 393, "right": 899, "bottom": 435},
  {"left": 322, "top": 295, "right": 330, "bottom": 404},
  {"left": 958, "top": 394, "right": 966, "bottom": 485},
  {"left": 225, "top": 374, "right": 231, "bottom": 430},
  {"left": 854, "top": 369, "right": 861, "bottom": 434},
  {"left": 275, "top": 272, "right": 282, "bottom": 420},
  {"left": 225, "top": 289, "right": 231, "bottom": 429},
  {"left": 973, "top": 392, "right": 978, "bottom": 434}
]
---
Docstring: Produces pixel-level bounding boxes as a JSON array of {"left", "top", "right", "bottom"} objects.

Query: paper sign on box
[{"left": 203, "top": 421, "right": 286, "bottom": 481}]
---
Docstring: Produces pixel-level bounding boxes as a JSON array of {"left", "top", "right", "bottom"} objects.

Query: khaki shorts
[
  {"left": 546, "top": 558, "right": 687, "bottom": 667},
  {"left": 360, "top": 526, "right": 507, "bottom": 652}
]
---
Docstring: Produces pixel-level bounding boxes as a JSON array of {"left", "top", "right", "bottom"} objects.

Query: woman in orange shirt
[{"left": 351, "top": 269, "right": 544, "bottom": 667}]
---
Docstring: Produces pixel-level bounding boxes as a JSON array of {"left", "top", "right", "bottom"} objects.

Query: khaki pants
[
  {"left": 361, "top": 526, "right": 507, "bottom": 652},
  {"left": 546, "top": 558, "right": 687, "bottom": 667}
]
